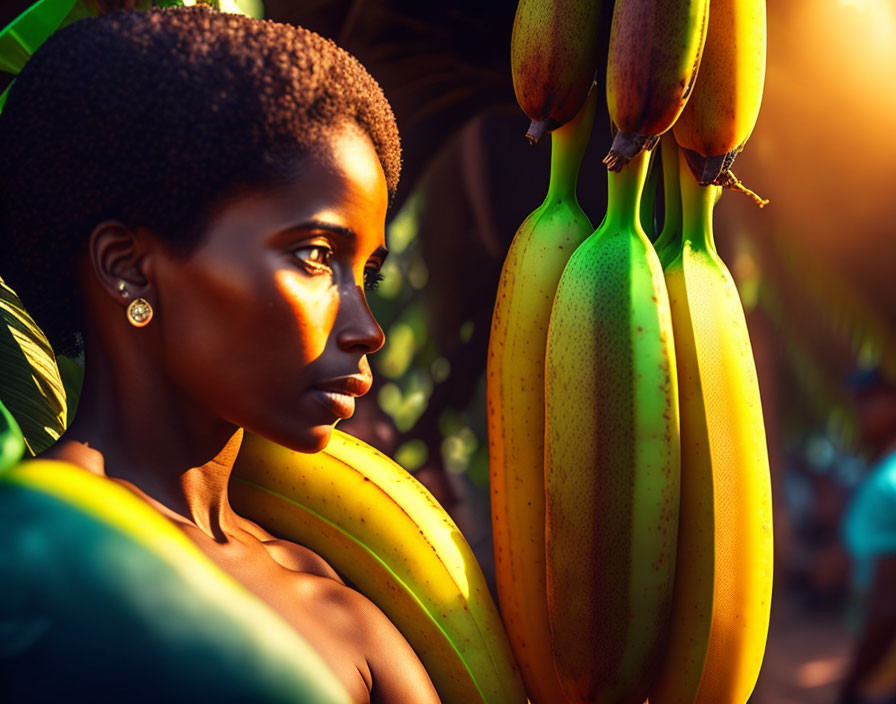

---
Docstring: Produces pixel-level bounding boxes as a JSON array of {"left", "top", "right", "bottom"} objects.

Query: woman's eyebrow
[
  {"left": 293, "top": 218, "right": 357, "bottom": 241},
  {"left": 276, "top": 219, "right": 388, "bottom": 260}
]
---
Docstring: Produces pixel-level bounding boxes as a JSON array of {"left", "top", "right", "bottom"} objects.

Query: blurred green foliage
[{"left": 368, "top": 192, "right": 490, "bottom": 485}]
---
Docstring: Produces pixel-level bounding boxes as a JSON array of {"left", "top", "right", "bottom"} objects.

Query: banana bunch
[
  {"left": 511, "top": 0, "right": 603, "bottom": 143},
  {"left": 229, "top": 429, "right": 527, "bottom": 704},
  {"left": 672, "top": 0, "right": 768, "bottom": 201},
  {"left": 603, "top": 0, "right": 708, "bottom": 170},
  {"left": 648, "top": 151, "right": 773, "bottom": 704},
  {"left": 488, "top": 86, "right": 597, "bottom": 704},
  {"left": 544, "top": 147, "right": 680, "bottom": 704},
  {"left": 499, "top": 1, "right": 773, "bottom": 701}
]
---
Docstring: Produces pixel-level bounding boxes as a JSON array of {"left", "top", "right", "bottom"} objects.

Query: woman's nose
[{"left": 336, "top": 283, "right": 385, "bottom": 355}]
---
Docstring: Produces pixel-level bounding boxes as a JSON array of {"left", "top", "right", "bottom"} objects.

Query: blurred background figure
[{"left": 838, "top": 368, "right": 896, "bottom": 704}]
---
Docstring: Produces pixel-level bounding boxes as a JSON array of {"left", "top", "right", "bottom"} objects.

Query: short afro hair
[{"left": 0, "top": 4, "right": 401, "bottom": 358}]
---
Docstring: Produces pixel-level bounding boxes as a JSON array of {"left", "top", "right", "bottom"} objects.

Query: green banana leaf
[
  {"left": 0, "top": 278, "right": 68, "bottom": 455},
  {"left": 0, "top": 0, "right": 81, "bottom": 76},
  {"left": 56, "top": 352, "right": 83, "bottom": 427}
]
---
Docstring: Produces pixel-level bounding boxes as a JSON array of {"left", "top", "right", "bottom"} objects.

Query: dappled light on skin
[
  {"left": 274, "top": 268, "right": 339, "bottom": 364},
  {"left": 323, "top": 130, "right": 390, "bottom": 217}
]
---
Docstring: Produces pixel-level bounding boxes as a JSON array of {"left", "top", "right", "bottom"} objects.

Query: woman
[{"left": 0, "top": 4, "right": 439, "bottom": 702}]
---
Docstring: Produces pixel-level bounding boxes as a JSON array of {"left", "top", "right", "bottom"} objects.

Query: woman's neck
[{"left": 43, "top": 337, "right": 247, "bottom": 542}]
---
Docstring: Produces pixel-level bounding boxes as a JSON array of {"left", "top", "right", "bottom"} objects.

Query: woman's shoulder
[{"left": 235, "top": 516, "right": 346, "bottom": 583}]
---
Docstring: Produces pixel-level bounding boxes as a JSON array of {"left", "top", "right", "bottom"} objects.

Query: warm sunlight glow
[{"left": 836, "top": 0, "right": 896, "bottom": 42}]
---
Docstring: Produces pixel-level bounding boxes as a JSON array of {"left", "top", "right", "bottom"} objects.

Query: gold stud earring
[
  {"left": 127, "top": 298, "right": 153, "bottom": 327},
  {"left": 117, "top": 280, "right": 130, "bottom": 299}
]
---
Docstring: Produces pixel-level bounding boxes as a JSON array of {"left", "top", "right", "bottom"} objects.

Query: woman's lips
[
  {"left": 309, "top": 375, "right": 372, "bottom": 419},
  {"left": 310, "top": 388, "right": 356, "bottom": 419}
]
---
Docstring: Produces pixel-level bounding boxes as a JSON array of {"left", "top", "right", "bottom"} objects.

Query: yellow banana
[
  {"left": 649, "top": 153, "right": 773, "bottom": 704},
  {"left": 488, "top": 86, "right": 597, "bottom": 704},
  {"left": 544, "top": 148, "right": 680, "bottom": 704},
  {"left": 229, "top": 429, "right": 527, "bottom": 704},
  {"left": 672, "top": 0, "right": 767, "bottom": 192},
  {"left": 604, "top": 0, "right": 708, "bottom": 170},
  {"left": 510, "top": 0, "right": 604, "bottom": 143}
]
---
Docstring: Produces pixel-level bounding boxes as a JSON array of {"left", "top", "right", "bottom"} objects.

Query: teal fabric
[{"left": 843, "top": 449, "right": 896, "bottom": 590}]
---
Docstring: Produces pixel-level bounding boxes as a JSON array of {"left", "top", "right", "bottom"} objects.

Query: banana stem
[
  {"left": 603, "top": 148, "right": 651, "bottom": 232},
  {"left": 639, "top": 148, "right": 660, "bottom": 238},
  {"left": 678, "top": 147, "right": 721, "bottom": 254},
  {"left": 654, "top": 135, "right": 682, "bottom": 251},
  {"left": 546, "top": 88, "right": 598, "bottom": 204}
]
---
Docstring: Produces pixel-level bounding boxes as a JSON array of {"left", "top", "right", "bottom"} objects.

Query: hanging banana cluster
[{"left": 491, "top": 1, "right": 773, "bottom": 703}]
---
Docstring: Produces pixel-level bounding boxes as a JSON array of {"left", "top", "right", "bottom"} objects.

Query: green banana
[
  {"left": 488, "top": 86, "right": 597, "bottom": 704},
  {"left": 510, "top": 0, "right": 604, "bottom": 143},
  {"left": 0, "top": 459, "right": 351, "bottom": 703},
  {"left": 604, "top": 0, "right": 708, "bottom": 169},
  {"left": 230, "top": 429, "right": 527, "bottom": 704},
  {"left": 544, "top": 148, "right": 680, "bottom": 704}
]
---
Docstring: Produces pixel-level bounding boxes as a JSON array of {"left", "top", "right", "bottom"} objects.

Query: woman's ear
[{"left": 86, "top": 221, "right": 153, "bottom": 305}]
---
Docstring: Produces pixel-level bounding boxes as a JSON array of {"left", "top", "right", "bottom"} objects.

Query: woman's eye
[
  {"left": 364, "top": 269, "right": 384, "bottom": 292},
  {"left": 293, "top": 245, "right": 332, "bottom": 273}
]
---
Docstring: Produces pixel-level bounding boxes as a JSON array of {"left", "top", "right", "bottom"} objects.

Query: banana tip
[
  {"left": 605, "top": 131, "right": 658, "bottom": 172},
  {"left": 526, "top": 118, "right": 549, "bottom": 144},
  {"left": 602, "top": 150, "right": 628, "bottom": 172}
]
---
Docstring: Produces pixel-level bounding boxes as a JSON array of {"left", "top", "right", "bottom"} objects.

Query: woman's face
[{"left": 151, "top": 124, "right": 389, "bottom": 452}]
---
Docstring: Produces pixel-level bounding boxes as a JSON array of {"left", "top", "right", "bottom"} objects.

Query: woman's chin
[
  {"left": 305, "top": 424, "right": 336, "bottom": 453},
  {"left": 243, "top": 415, "right": 339, "bottom": 455},
  {"left": 276, "top": 423, "right": 335, "bottom": 454}
]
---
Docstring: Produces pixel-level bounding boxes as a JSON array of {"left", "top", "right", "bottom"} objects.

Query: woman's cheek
[{"left": 274, "top": 269, "right": 340, "bottom": 362}]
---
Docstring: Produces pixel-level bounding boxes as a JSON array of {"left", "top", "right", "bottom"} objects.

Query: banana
[
  {"left": 544, "top": 148, "right": 680, "bottom": 704},
  {"left": 0, "top": 459, "right": 352, "bottom": 703},
  {"left": 488, "top": 86, "right": 597, "bottom": 704},
  {"left": 510, "top": 0, "right": 604, "bottom": 143},
  {"left": 603, "top": 0, "right": 708, "bottom": 170},
  {"left": 652, "top": 135, "right": 683, "bottom": 268},
  {"left": 229, "top": 429, "right": 527, "bottom": 704},
  {"left": 672, "top": 0, "right": 767, "bottom": 196},
  {"left": 649, "top": 153, "right": 773, "bottom": 704}
]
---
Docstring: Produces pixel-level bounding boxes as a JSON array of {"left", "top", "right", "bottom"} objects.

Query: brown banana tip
[
  {"left": 699, "top": 154, "right": 728, "bottom": 185},
  {"left": 716, "top": 170, "right": 769, "bottom": 208},
  {"left": 602, "top": 150, "right": 628, "bottom": 172},
  {"left": 525, "top": 118, "right": 549, "bottom": 144},
  {"left": 609, "top": 130, "right": 653, "bottom": 161}
]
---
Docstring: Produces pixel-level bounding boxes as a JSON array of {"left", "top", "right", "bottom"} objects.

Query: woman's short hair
[{"left": 0, "top": 4, "right": 401, "bottom": 358}]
